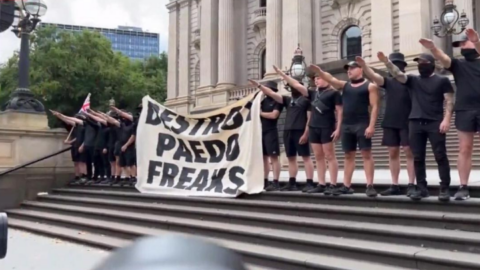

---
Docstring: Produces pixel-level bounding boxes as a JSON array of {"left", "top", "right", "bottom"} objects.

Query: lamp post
[
  {"left": 283, "top": 45, "right": 308, "bottom": 91},
  {"left": 2, "top": 0, "right": 48, "bottom": 113},
  {"left": 431, "top": 0, "right": 469, "bottom": 56}
]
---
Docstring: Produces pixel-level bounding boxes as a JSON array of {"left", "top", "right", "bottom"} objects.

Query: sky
[{"left": 0, "top": 0, "right": 170, "bottom": 63}]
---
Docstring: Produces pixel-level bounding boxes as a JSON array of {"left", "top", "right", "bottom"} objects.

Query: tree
[{"left": 0, "top": 26, "right": 168, "bottom": 127}]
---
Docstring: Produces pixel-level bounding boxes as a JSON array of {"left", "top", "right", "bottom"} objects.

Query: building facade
[
  {"left": 166, "top": 0, "right": 480, "bottom": 115},
  {"left": 40, "top": 23, "right": 160, "bottom": 61}
]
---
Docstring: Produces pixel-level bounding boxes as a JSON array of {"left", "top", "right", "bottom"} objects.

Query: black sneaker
[
  {"left": 265, "top": 182, "right": 280, "bottom": 192},
  {"left": 280, "top": 184, "right": 299, "bottom": 192},
  {"left": 406, "top": 184, "right": 416, "bottom": 197},
  {"left": 338, "top": 185, "right": 354, "bottom": 195},
  {"left": 410, "top": 187, "right": 429, "bottom": 201},
  {"left": 78, "top": 177, "right": 88, "bottom": 185},
  {"left": 380, "top": 185, "right": 402, "bottom": 196},
  {"left": 302, "top": 184, "right": 315, "bottom": 193},
  {"left": 454, "top": 185, "right": 470, "bottom": 201},
  {"left": 324, "top": 185, "right": 341, "bottom": 196},
  {"left": 100, "top": 178, "right": 111, "bottom": 185},
  {"left": 366, "top": 185, "right": 378, "bottom": 198},
  {"left": 438, "top": 187, "right": 451, "bottom": 202},
  {"left": 307, "top": 185, "right": 326, "bottom": 194}
]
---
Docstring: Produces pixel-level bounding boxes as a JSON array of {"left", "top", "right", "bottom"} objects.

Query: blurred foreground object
[
  {"left": 0, "top": 213, "right": 7, "bottom": 259},
  {"left": 0, "top": 0, "right": 15, "bottom": 33},
  {"left": 93, "top": 235, "right": 246, "bottom": 270}
]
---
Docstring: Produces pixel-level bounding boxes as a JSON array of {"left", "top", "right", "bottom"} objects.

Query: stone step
[
  {"left": 7, "top": 214, "right": 412, "bottom": 270},
  {"left": 34, "top": 195, "right": 480, "bottom": 233}
]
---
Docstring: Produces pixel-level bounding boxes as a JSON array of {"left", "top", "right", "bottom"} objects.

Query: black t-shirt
[
  {"left": 282, "top": 95, "right": 311, "bottom": 131},
  {"left": 108, "top": 124, "right": 118, "bottom": 147},
  {"left": 118, "top": 121, "right": 135, "bottom": 145},
  {"left": 447, "top": 57, "right": 480, "bottom": 111},
  {"left": 261, "top": 96, "right": 283, "bottom": 132},
  {"left": 307, "top": 88, "right": 342, "bottom": 129},
  {"left": 95, "top": 125, "right": 109, "bottom": 150},
  {"left": 380, "top": 77, "right": 412, "bottom": 129},
  {"left": 72, "top": 125, "right": 85, "bottom": 147},
  {"left": 342, "top": 82, "right": 371, "bottom": 125},
  {"left": 406, "top": 74, "right": 454, "bottom": 121},
  {"left": 83, "top": 119, "right": 100, "bottom": 147}
]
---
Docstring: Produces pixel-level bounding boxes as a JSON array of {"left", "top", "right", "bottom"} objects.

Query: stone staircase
[
  {"left": 6, "top": 185, "right": 480, "bottom": 270},
  {"left": 290, "top": 114, "right": 480, "bottom": 170}
]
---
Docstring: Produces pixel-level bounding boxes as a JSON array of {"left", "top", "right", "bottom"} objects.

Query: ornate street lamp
[
  {"left": 283, "top": 45, "right": 309, "bottom": 91},
  {"left": 431, "top": 0, "right": 469, "bottom": 56},
  {"left": 2, "top": 0, "right": 48, "bottom": 113}
]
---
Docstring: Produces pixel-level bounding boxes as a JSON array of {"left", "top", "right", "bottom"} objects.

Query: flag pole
[{"left": 66, "top": 93, "right": 91, "bottom": 142}]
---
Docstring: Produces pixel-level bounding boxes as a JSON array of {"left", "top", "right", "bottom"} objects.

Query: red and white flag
[{"left": 79, "top": 93, "right": 91, "bottom": 113}]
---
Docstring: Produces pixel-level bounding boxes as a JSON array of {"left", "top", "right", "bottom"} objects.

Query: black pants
[
  {"left": 84, "top": 146, "right": 95, "bottom": 179},
  {"left": 93, "top": 149, "right": 111, "bottom": 179},
  {"left": 409, "top": 120, "right": 450, "bottom": 188}
]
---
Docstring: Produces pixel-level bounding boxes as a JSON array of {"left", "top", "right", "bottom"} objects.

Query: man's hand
[
  {"left": 110, "top": 106, "right": 120, "bottom": 112},
  {"left": 466, "top": 28, "right": 480, "bottom": 43},
  {"left": 331, "top": 129, "right": 340, "bottom": 142},
  {"left": 308, "top": 64, "right": 322, "bottom": 74},
  {"left": 273, "top": 65, "right": 283, "bottom": 74},
  {"left": 299, "top": 134, "right": 309, "bottom": 145},
  {"left": 102, "top": 148, "right": 108, "bottom": 154},
  {"left": 377, "top": 52, "right": 388, "bottom": 63},
  {"left": 355, "top": 56, "right": 366, "bottom": 67},
  {"left": 49, "top": 109, "right": 59, "bottom": 116},
  {"left": 440, "top": 119, "right": 450, "bottom": 134},
  {"left": 419, "top": 38, "right": 436, "bottom": 50},
  {"left": 365, "top": 126, "right": 375, "bottom": 139},
  {"left": 64, "top": 140, "right": 71, "bottom": 145},
  {"left": 121, "top": 145, "right": 127, "bottom": 152},
  {"left": 78, "top": 145, "right": 84, "bottom": 153},
  {"left": 248, "top": 79, "right": 260, "bottom": 87}
]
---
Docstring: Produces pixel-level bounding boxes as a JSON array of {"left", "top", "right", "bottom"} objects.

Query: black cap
[
  {"left": 389, "top": 52, "right": 407, "bottom": 66},
  {"left": 452, "top": 33, "right": 468, "bottom": 48},
  {"left": 413, "top": 53, "right": 435, "bottom": 63},
  {"left": 262, "top": 81, "right": 278, "bottom": 92},
  {"left": 343, "top": 61, "right": 361, "bottom": 70}
]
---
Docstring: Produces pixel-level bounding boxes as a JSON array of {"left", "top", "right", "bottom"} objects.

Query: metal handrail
[{"left": 0, "top": 146, "right": 72, "bottom": 178}]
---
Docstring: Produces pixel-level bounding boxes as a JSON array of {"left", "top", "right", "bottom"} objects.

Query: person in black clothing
[
  {"left": 379, "top": 51, "right": 454, "bottom": 202},
  {"left": 103, "top": 108, "right": 136, "bottom": 186},
  {"left": 256, "top": 81, "right": 284, "bottom": 191},
  {"left": 357, "top": 54, "right": 416, "bottom": 197},
  {"left": 419, "top": 28, "right": 480, "bottom": 201},
  {"left": 111, "top": 106, "right": 138, "bottom": 184},
  {"left": 79, "top": 111, "right": 103, "bottom": 182},
  {"left": 51, "top": 110, "right": 87, "bottom": 184},
  {"left": 248, "top": 78, "right": 315, "bottom": 192},
  {"left": 273, "top": 65, "right": 343, "bottom": 195},
  {"left": 310, "top": 62, "right": 380, "bottom": 198},
  {"left": 85, "top": 109, "right": 110, "bottom": 184}
]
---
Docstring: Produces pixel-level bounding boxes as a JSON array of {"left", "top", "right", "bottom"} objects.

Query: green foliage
[{"left": 0, "top": 26, "right": 167, "bottom": 127}]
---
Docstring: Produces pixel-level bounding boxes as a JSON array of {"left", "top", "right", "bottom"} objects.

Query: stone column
[
  {"left": 265, "top": 0, "right": 282, "bottom": 78},
  {"left": 370, "top": 0, "right": 393, "bottom": 55},
  {"left": 177, "top": 0, "right": 191, "bottom": 98},
  {"left": 312, "top": 0, "right": 323, "bottom": 64},
  {"left": 199, "top": 0, "right": 218, "bottom": 90},
  {"left": 399, "top": 0, "right": 432, "bottom": 57},
  {"left": 216, "top": 0, "right": 236, "bottom": 89},
  {"left": 166, "top": 1, "right": 179, "bottom": 100},
  {"left": 281, "top": 0, "right": 313, "bottom": 70}
]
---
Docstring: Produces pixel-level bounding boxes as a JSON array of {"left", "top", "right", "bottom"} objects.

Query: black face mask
[
  {"left": 350, "top": 78, "right": 365, "bottom": 84},
  {"left": 461, "top": 49, "right": 480, "bottom": 61},
  {"left": 418, "top": 63, "right": 435, "bottom": 78},
  {"left": 317, "top": 86, "right": 329, "bottom": 92},
  {"left": 291, "top": 88, "right": 301, "bottom": 98}
]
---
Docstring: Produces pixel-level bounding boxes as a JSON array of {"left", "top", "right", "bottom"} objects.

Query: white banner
[{"left": 135, "top": 92, "right": 264, "bottom": 197}]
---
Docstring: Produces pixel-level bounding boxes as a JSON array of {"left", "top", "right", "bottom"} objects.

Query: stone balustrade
[{"left": 228, "top": 85, "right": 257, "bottom": 101}]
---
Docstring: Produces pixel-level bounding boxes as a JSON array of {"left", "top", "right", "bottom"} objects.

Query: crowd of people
[
  {"left": 50, "top": 104, "right": 142, "bottom": 186},
  {"left": 251, "top": 28, "right": 480, "bottom": 202}
]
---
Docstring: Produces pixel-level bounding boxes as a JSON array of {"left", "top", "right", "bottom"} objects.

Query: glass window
[
  {"left": 341, "top": 26, "right": 362, "bottom": 60},
  {"left": 260, "top": 0, "right": 266, "bottom": 7}
]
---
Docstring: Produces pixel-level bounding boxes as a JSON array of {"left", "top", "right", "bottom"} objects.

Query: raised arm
[
  {"left": 50, "top": 110, "right": 76, "bottom": 126},
  {"left": 248, "top": 79, "right": 284, "bottom": 104},
  {"left": 111, "top": 106, "right": 134, "bottom": 121},
  {"left": 273, "top": 65, "right": 308, "bottom": 97},
  {"left": 419, "top": 38, "right": 451, "bottom": 69},
  {"left": 308, "top": 65, "right": 346, "bottom": 91},
  {"left": 365, "top": 83, "right": 380, "bottom": 139},
  {"left": 101, "top": 112, "right": 121, "bottom": 127},
  {"left": 85, "top": 110, "right": 107, "bottom": 125},
  {"left": 466, "top": 28, "right": 480, "bottom": 55},
  {"left": 377, "top": 51, "right": 407, "bottom": 84},
  {"left": 355, "top": 56, "right": 385, "bottom": 86}
]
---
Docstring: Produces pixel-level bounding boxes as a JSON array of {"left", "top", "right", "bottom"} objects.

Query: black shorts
[
  {"left": 309, "top": 127, "right": 334, "bottom": 144},
  {"left": 283, "top": 130, "right": 310, "bottom": 157},
  {"left": 114, "top": 142, "right": 122, "bottom": 157},
  {"left": 119, "top": 146, "right": 136, "bottom": 167},
  {"left": 108, "top": 146, "right": 116, "bottom": 162},
  {"left": 70, "top": 146, "right": 85, "bottom": 163},
  {"left": 262, "top": 129, "right": 280, "bottom": 156},
  {"left": 341, "top": 123, "right": 372, "bottom": 153},
  {"left": 455, "top": 110, "right": 480, "bottom": 133},
  {"left": 382, "top": 128, "right": 409, "bottom": 147}
]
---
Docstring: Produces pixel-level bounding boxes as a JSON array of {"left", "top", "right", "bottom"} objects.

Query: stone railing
[
  {"left": 228, "top": 85, "right": 257, "bottom": 101},
  {"left": 252, "top": 7, "right": 266, "bottom": 30},
  {"left": 192, "top": 29, "right": 200, "bottom": 49},
  {"left": 254, "top": 7, "right": 266, "bottom": 18}
]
